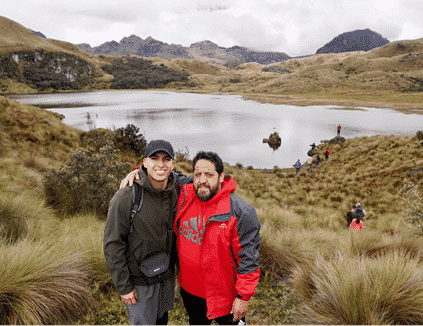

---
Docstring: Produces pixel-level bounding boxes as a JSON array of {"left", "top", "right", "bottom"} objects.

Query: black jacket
[
  {"left": 103, "top": 169, "right": 192, "bottom": 295},
  {"left": 346, "top": 211, "right": 357, "bottom": 227}
]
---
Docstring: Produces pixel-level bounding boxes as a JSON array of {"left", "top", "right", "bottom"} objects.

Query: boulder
[
  {"left": 263, "top": 131, "right": 282, "bottom": 150},
  {"left": 327, "top": 136, "right": 346, "bottom": 145}
]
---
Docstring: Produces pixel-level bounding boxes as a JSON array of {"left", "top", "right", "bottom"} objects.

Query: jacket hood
[{"left": 176, "top": 175, "right": 237, "bottom": 218}]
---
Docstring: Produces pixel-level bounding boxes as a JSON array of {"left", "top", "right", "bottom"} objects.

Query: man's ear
[{"left": 219, "top": 173, "right": 225, "bottom": 183}]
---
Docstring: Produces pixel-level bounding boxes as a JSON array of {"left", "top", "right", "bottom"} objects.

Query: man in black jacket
[{"left": 103, "top": 140, "right": 192, "bottom": 325}]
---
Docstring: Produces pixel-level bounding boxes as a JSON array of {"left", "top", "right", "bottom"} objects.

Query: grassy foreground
[{"left": 1, "top": 95, "right": 423, "bottom": 324}]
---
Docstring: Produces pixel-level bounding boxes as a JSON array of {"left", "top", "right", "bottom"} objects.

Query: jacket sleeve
[
  {"left": 230, "top": 194, "right": 261, "bottom": 301},
  {"left": 103, "top": 188, "right": 134, "bottom": 296},
  {"left": 173, "top": 171, "right": 193, "bottom": 186}
]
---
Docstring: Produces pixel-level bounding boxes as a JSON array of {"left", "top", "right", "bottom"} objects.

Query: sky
[{"left": 3, "top": 0, "right": 423, "bottom": 57}]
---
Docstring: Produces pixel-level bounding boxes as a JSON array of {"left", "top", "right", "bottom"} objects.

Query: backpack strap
[{"left": 130, "top": 183, "right": 143, "bottom": 233}]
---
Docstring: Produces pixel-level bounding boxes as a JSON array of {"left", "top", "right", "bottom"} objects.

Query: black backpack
[{"left": 129, "top": 182, "right": 181, "bottom": 285}]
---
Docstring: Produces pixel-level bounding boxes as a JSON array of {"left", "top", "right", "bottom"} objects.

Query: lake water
[{"left": 11, "top": 90, "right": 423, "bottom": 169}]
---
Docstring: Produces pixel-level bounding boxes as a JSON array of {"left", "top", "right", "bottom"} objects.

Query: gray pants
[{"left": 126, "top": 275, "right": 175, "bottom": 325}]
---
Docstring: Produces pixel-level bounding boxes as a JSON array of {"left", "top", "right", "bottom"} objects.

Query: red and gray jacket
[{"left": 174, "top": 176, "right": 261, "bottom": 320}]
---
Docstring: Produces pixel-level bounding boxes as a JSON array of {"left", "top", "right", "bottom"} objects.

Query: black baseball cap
[{"left": 144, "top": 140, "right": 174, "bottom": 159}]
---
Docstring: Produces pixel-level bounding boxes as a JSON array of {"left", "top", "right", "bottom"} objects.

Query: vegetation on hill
[
  {"left": 100, "top": 56, "right": 190, "bottom": 89},
  {"left": 2, "top": 96, "right": 423, "bottom": 324}
]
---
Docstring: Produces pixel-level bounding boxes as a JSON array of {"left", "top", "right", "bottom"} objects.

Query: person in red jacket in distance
[{"left": 121, "top": 151, "right": 261, "bottom": 325}]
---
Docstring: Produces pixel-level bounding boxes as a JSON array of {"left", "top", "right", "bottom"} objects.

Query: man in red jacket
[
  {"left": 175, "top": 151, "right": 261, "bottom": 325},
  {"left": 120, "top": 151, "right": 261, "bottom": 325}
]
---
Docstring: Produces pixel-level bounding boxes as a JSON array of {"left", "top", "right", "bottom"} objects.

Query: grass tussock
[
  {"left": 291, "top": 250, "right": 423, "bottom": 324},
  {"left": 0, "top": 238, "right": 95, "bottom": 325}
]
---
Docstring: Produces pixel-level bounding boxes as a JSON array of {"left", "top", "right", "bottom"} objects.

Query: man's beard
[{"left": 195, "top": 182, "right": 221, "bottom": 201}]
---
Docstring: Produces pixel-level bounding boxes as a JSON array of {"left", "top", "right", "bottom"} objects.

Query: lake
[{"left": 11, "top": 90, "right": 423, "bottom": 169}]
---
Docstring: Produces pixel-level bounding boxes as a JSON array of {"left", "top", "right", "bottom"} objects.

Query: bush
[
  {"left": 43, "top": 143, "right": 131, "bottom": 218},
  {"left": 113, "top": 124, "right": 146, "bottom": 158},
  {"left": 81, "top": 128, "right": 115, "bottom": 152}
]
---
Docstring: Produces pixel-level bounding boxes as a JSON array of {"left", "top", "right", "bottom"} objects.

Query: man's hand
[
  {"left": 121, "top": 288, "right": 138, "bottom": 305},
  {"left": 120, "top": 170, "right": 140, "bottom": 189},
  {"left": 230, "top": 297, "right": 249, "bottom": 322}
]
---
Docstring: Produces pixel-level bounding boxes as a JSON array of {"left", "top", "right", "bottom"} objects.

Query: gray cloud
[{"left": 2, "top": 0, "right": 422, "bottom": 57}]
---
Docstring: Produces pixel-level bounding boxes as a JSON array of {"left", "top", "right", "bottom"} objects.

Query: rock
[
  {"left": 416, "top": 131, "right": 423, "bottom": 141},
  {"left": 307, "top": 149, "right": 315, "bottom": 157},
  {"left": 263, "top": 131, "right": 282, "bottom": 150},
  {"left": 327, "top": 136, "right": 346, "bottom": 145}
]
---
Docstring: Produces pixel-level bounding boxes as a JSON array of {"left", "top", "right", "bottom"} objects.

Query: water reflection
[{"left": 10, "top": 90, "right": 423, "bottom": 169}]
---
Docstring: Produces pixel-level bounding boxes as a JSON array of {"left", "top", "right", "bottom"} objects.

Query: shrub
[
  {"left": 113, "top": 124, "right": 146, "bottom": 157},
  {"left": 43, "top": 143, "right": 131, "bottom": 218},
  {"left": 175, "top": 147, "right": 191, "bottom": 163},
  {"left": 80, "top": 128, "right": 115, "bottom": 152}
]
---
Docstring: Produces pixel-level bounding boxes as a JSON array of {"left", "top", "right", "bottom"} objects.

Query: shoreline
[{"left": 5, "top": 88, "right": 423, "bottom": 115}]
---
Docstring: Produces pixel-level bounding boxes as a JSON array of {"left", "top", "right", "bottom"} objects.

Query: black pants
[
  {"left": 180, "top": 287, "right": 246, "bottom": 325},
  {"left": 156, "top": 311, "right": 168, "bottom": 325}
]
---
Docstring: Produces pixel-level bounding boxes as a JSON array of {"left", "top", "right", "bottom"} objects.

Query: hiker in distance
[
  {"left": 103, "top": 140, "right": 192, "bottom": 325},
  {"left": 307, "top": 156, "right": 313, "bottom": 172},
  {"left": 346, "top": 205, "right": 357, "bottom": 227},
  {"left": 309, "top": 142, "right": 317, "bottom": 150},
  {"left": 121, "top": 151, "right": 261, "bottom": 325},
  {"left": 315, "top": 154, "right": 321, "bottom": 167},
  {"left": 337, "top": 124, "right": 341, "bottom": 137},
  {"left": 324, "top": 148, "right": 330, "bottom": 162},
  {"left": 293, "top": 159, "right": 302, "bottom": 174}
]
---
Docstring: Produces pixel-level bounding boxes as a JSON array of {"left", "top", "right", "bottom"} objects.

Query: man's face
[
  {"left": 194, "top": 159, "right": 224, "bottom": 201},
  {"left": 143, "top": 151, "right": 174, "bottom": 183}
]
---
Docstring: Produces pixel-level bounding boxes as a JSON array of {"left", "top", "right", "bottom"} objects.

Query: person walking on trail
[
  {"left": 307, "top": 156, "right": 313, "bottom": 171},
  {"left": 346, "top": 205, "right": 357, "bottom": 227},
  {"left": 349, "top": 216, "right": 364, "bottom": 231},
  {"left": 315, "top": 154, "right": 321, "bottom": 167},
  {"left": 103, "top": 140, "right": 193, "bottom": 325},
  {"left": 337, "top": 124, "right": 341, "bottom": 137},
  {"left": 324, "top": 148, "right": 330, "bottom": 162},
  {"left": 120, "top": 151, "right": 261, "bottom": 325},
  {"left": 293, "top": 159, "right": 302, "bottom": 174},
  {"left": 309, "top": 142, "right": 317, "bottom": 150}
]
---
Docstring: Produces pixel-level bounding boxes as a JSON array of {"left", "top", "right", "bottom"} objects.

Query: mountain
[
  {"left": 316, "top": 28, "right": 390, "bottom": 54},
  {"left": 77, "top": 37, "right": 291, "bottom": 65},
  {"left": 78, "top": 34, "right": 192, "bottom": 59}
]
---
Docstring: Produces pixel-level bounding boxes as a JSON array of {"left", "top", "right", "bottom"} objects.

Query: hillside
[{"left": 2, "top": 96, "right": 423, "bottom": 324}]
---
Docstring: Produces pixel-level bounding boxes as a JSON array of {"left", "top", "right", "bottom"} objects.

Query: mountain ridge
[{"left": 316, "top": 28, "right": 390, "bottom": 54}]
